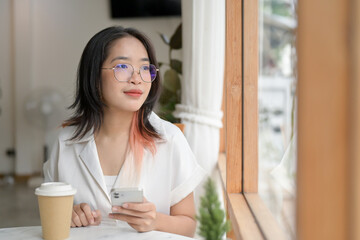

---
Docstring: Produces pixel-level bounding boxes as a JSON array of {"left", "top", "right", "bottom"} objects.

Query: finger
[
  {"left": 112, "top": 206, "right": 142, "bottom": 218},
  {"left": 128, "top": 223, "right": 144, "bottom": 232},
  {"left": 71, "top": 219, "right": 76, "bottom": 228},
  {"left": 72, "top": 210, "right": 82, "bottom": 227},
  {"left": 110, "top": 213, "right": 152, "bottom": 232},
  {"left": 112, "top": 206, "right": 156, "bottom": 219},
  {"left": 92, "top": 210, "right": 102, "bottom": 225},
  {"left": 80, "top": 203, "right": 95, "bottom": 225},
  {"left": 109, "top": 213, "right": 143, "bottom": 225},
  {"left": 129, "top": 223, "right": 151, "bottom": 233},
  {"left": 122, "top": 202, "right": 155, "bottom": 213},
  {"left": 74, "top": 206, "right": 89, "bottom": 226}
]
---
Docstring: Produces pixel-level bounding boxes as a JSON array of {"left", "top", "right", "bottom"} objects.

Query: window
[
  {"left": 258, "top": 0, "right": 297, "bottom": 238},
  {"left": 222, "top": 0, "right": 360, "bottom": 239}
]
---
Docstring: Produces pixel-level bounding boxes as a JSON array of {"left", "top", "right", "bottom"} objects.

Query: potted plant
[
  {"left": 197, "top": 177, "right": 231, "bottom": 240},
  {"left": 157, "top": 23, "right": 182, "bottom": 127}
]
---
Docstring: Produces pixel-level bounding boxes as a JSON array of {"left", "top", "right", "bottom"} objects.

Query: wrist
[
  {"left": 154, "top": 212, "right": 159, "bottom": 231},
  {"left": 154, "top": 212, "right": 163, "bottom": 232}
]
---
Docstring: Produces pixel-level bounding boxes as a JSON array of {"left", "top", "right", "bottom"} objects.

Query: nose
[{"left": 129, "top": 69, "right": 142, "bottom": 84}]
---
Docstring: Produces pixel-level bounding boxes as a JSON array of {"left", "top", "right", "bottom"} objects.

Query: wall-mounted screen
[{"left": 110, "top": 0, "right": 181, "bottom": 18}]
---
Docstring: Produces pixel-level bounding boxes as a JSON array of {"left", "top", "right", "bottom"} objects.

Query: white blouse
[
  {"left": 103, "top": 175, "right": 117, "bottom": 196},
  {"left": 43, "top": 112, "right": 206, "bottom": 222}
]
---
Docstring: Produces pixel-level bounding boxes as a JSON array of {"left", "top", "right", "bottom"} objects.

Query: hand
[
  {"left": 71, "top": 203, "right": 102, "bottom": 227},
  {"left": 109, "top": 197, "right": 157, "bottom": 232}
]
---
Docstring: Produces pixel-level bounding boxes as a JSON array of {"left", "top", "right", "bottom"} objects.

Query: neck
[{"left": 97, "top": 109, "right": 135, "bottom": 139}]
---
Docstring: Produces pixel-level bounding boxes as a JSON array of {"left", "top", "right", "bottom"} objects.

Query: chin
[
  {"left": 122, "top": 104, "right": 144, "bottom": 113},
  {"left": 105, "top": 103, "right": 143, "bottom": 114}
]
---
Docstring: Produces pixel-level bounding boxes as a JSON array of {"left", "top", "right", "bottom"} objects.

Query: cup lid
[{"left": 35, "top": 182, "right": 77, "bottom": 197}]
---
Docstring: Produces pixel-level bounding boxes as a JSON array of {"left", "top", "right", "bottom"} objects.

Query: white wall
[
  {"left": 0, "top": 0, "right": 15, "bottom": 174},
  {"left": 0, "top": 0, "right": 181, "bottom": 175}
]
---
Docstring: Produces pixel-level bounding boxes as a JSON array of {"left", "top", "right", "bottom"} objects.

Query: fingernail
[
  {"left": 90, "top": 219, "right": 94, "bottom": 224},
  {"left": 122, "top": 203, "right": 128, "bottom": 208},
  {"left": 112, "top": 207, "right": 118, "bottom": 211},
  {"left": 92, "top": 211, "right": 97, "bottom": 217}
]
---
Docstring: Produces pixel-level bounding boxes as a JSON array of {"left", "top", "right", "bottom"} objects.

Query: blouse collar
[{"left": 65, "top": 112, "right": 168, "bottom": 145}]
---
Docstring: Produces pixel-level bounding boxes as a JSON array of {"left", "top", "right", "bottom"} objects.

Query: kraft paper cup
[{"left": 35, "top": 182, "right": 76, "bottom": 240}]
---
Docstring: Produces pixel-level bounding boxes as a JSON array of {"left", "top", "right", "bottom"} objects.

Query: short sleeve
[{"left": 169, "top": 130, "right": 207, "bottom": 206}]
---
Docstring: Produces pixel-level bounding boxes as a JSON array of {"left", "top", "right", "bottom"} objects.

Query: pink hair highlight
[{"left": 129, "top": 111, "right": 157, "bottom": 173}]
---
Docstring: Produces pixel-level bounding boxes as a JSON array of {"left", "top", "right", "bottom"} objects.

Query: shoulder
[
  {"left": 57, "top": 126, "right": 76, "bottom": 141},
  {"left": 149, "top": 112, "right": 184, "bottom": 142},
  {"left": 56, "top": 125, "right": 93, "bottom": 144}
]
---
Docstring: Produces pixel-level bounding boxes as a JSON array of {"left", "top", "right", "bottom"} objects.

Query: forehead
[{"left": 107, "top": 36, "right": 148, "bottom": 59}]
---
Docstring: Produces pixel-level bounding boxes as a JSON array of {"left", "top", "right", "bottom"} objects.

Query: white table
[{"left": 0, "top": 223, "right": 195, "bottom": 240}]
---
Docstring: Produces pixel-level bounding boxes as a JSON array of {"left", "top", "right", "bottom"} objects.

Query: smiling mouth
[{"left": 124, "top": 90, "right": 143, "bottom": 97}]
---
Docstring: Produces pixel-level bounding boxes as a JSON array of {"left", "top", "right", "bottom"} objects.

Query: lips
[{"left": 123, "top": 89, "right": 143, "bottom": 97}]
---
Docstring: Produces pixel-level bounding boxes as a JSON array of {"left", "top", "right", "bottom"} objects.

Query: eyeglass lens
[{"left": 114, "top": 64, "right": 157, "bottom": 82}]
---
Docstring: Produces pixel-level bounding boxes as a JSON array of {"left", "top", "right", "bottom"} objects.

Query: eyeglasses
[{"left": 102, "top": 63, "right": 159, "bottom": 83}]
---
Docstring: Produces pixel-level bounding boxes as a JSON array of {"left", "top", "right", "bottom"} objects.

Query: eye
[
  {"left": 141, "top": 65, "right": 150, "bottom": 71},
  {"left": 115, "top": 64, "right": 128, "bottom": 69}
]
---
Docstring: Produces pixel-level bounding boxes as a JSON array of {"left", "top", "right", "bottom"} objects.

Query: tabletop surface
[{"left": 0, "top": 223, "right": 195, "bottom": 240}]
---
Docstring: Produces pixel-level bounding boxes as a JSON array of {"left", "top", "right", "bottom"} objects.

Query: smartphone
[{"left": 110, "top": 187, "right": 143, "bottom": 207}]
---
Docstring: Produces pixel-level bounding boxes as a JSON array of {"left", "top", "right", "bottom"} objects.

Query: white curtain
[
  {"left": 176, "top": 0, "right": 225, "bottom": 175},
  {"left": 176, "top": 0, "right": 225, "bottom": 210}
]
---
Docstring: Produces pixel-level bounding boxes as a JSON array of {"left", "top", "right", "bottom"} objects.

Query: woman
[{"left": 43, "top": 26, "right": 206, "bottom": 237}]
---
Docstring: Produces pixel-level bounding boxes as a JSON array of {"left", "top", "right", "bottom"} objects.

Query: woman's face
[{"left": 101, "top": 36, "right": 152, "bottom": 114}]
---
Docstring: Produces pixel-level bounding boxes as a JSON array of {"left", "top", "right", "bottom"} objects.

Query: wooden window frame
[
  {"left": 220, "top": 0, "right": 287, "bottom": 239},
  {"left": 221, "top": 0, "right": 360, "bottom": 239}
]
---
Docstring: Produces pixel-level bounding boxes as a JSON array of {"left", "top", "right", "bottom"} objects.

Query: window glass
[{"left": 258, "top": 0, "right": 297, "bottom": 238}]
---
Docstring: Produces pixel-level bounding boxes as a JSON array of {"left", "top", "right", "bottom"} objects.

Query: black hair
[{"left": 64, "top": 26, "right": 161, "bottom": 141}]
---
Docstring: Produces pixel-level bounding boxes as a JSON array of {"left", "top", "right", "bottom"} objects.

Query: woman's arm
[
  {"left": 109, "top": 193, "right": 196, "bottom": 237},
  {"left": 156, "top": 192, "right": 196, "bottom": 237}
]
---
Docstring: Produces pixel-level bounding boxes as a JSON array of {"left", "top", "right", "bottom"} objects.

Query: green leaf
[
  {"left": 163, "top": 69, "right": 180, "bottom": 93},
  {"left": 159, "top": 88, "right": 173, "bottom": 104},
  {"left": 159, "top": 87, "right": 179, "bottom": 107},
  {"left": 170, "top": 59, "right": 182, "bottom": 74},
  {"left": 159, "top": 33, "right": 170, "bottom": 45},
  {"left": 163, "top": 100, "right": 176, "bottom": 111},
  {"left": 196, "top": 178, "right": 231, "bottom": 240},
  {"left": 169, "top": 23, "right": 182, "bottom": 50},
  {"left": 158, "top": 109, "right": 177, "bottom": 123}
]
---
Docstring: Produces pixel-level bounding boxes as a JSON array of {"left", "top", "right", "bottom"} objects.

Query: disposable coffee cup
[{"left": 35, "top": 182, "right": 76, "bottom": 240}]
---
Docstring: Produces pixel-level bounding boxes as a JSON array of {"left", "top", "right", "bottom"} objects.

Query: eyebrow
[{"left": 110, "top": 56, "right": 150, "bottom": 63}]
